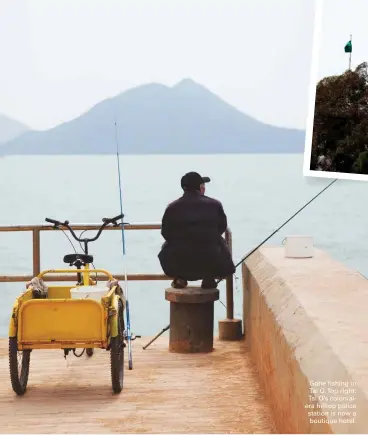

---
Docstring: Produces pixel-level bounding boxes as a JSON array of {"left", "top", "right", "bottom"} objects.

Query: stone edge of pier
[{"left": 242, "top": 246, "right": 368, "bottom": 434}]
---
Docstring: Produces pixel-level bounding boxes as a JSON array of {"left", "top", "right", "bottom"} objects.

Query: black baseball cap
[{"left": 181, "top": 172, "right": 211, "bottom": 190}]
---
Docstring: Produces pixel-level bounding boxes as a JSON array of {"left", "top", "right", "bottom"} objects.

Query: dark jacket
[{"left": 158, "top": 191, "right": 235, "bottom": 281}]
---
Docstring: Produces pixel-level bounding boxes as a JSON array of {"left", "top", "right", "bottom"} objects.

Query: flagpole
[{"left": 349, "top": 34, "right": 352, "bottom": 70}]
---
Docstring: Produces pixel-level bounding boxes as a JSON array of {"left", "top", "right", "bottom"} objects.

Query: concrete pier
[{"left": 243, "top": 247, "right": 368, "bottom": 434}]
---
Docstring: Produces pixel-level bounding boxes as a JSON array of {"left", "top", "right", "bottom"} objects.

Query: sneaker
[
  {"left": 201, "top": 278, "right": 217, "bottom": 289},
  {"left": 171, "top": 278, "right": 188, "bottom": 289}
]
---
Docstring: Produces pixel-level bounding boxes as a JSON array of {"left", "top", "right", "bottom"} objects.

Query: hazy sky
[
  {"left": 317, "top": 0, "right": 368, "bottom": 79},
  {"left": 0, "top": 0, "right": 316, "bottom": 131}
]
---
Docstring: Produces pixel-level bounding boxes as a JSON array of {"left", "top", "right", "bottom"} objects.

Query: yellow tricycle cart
[{"left": 9, "top": 215, "right": 128, "bottom": 395}]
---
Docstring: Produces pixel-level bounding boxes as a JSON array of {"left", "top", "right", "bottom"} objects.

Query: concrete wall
[{"left": 242, "top": 247, "right": 368, "bottom": 434}]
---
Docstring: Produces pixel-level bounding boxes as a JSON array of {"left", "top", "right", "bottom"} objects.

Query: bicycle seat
[{"left": 63, "top": 253, "right": 94, "bottom": 264}]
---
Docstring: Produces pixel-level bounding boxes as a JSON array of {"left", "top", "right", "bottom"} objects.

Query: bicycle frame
[
  {"left": 37, "top": 268, "right": 113, "bottom": 284},
  {"left": 45, "top": 215, "right": 124, "bottom": 285},
  {"left": 8, "top": 214, "right": 128, "bottom": 397}
]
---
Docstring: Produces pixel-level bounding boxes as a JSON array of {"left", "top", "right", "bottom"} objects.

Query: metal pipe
[
  {"left": 32, "top": 229, "right": 41, "bottom": 276},
  {"left": 224, "top": 228, "right": 234, "bottom": 319}
]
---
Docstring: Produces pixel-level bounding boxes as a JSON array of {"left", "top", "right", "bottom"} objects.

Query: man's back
[{"left": 161, "top": 191, "right": 227, "bottom": 246}]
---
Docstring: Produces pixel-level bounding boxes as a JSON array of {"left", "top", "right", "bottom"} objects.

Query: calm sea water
[{"left": 0, "top": 154, "right": 367, "bottom": 337}]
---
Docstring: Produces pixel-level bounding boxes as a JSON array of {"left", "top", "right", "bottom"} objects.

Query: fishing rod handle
[{"left": 142, "top": 325, "right": 170, "bottom": 350}]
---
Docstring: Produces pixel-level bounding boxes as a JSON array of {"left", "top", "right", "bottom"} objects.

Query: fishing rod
[
  {"left": 113, "top": 109, "right": 137, "bottom": 370},
  {"left": 142, "top": 325, "right": 170, "bottom": 350},
  {"left": 216, "top": 177, "right": 338, "bottom": 285},
  {"left": 142, "top": 177, "right": 337, "bottom": 350}
]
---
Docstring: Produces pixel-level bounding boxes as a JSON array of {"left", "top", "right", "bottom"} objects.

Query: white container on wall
[{"left": 283, "top": 236, "right": 314, "bottom": 258}]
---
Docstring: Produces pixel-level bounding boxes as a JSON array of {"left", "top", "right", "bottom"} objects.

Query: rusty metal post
[
  {"left": 32, "top": 229, "right": 41, "bottom": 276},
  {"left": 219, "top": 228, "right": 243, "bottom": 341},
  {"left": 225, "top": 229, "right": 234, "bottom": 320},
  {"left": 225, "top": 275, "right": 234, "bottom": 320},
  {"left": 165, "top": 287, "right": 219, "bottom": 353}
]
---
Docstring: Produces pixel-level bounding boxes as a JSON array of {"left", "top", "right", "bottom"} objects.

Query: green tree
[
  {"left": 355, "top": 150, "right": 368, "bottom": 174},
  {"left": 311, "top": 62, "right": 368, "bottom": 172}
]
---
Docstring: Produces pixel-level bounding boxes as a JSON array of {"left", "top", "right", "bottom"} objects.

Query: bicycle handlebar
[
  {"left": 45, "top": 214, "right": 124, "bottom": 243},
  {"left": 102, "top": 214, "right": 123, "bottom": 224},
  {"left": 45, "top": 217, "right": 66, "bottom": 226}
]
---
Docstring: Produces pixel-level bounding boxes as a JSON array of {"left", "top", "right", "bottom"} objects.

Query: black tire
[
  {"left": 86, "top": 348, "right": 94, "bottom": 357},
  {"left": 110, "top": 299, "right": 125, "bottom": 393},
  {"left": 9, "top": 337, "right": 31, "bottom": 396}
]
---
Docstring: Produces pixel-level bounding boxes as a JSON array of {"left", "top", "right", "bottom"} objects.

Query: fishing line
[
  {"left": 114, "top": 111, "right": 127, "bottom": 256},
  {"left": 113, "top": 107, "right": 134, "bottom": 370},
  {"left": 216, "top": 177, "right": 338, "bottom": 286},
  {"left": 143, "top": 177, "right": 337, "bottom": 349}
]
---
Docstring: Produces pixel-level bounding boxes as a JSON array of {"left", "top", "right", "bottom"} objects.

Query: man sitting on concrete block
[{"left": 158, "top": 171, "right": 235, "bottom": 289}]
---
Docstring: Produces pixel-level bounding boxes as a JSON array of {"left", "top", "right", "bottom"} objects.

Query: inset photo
[{"left": 304, "top": 0, "right": 368, "bottom": 180}]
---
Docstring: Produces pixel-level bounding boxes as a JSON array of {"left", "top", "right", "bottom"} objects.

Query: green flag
[{"left": 344, "top": 40, "right": 352, "bottom": 53}]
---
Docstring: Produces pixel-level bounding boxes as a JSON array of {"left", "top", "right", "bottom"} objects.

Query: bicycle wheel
[
  {"left": 9, "top": 337, "right": 31, "bottom": 396},
  {"left": 110, "top": 299, "right": 125, "bottom": 393}
]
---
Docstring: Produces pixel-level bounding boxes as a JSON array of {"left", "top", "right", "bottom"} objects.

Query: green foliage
[
  {"left": 311, "top": 62, "right": 368, "bottom": 173},
  {"left": 355, "top": 151, "right": 368, "bottom": 174}
]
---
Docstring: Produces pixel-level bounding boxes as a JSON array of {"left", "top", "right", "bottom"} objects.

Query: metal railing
[{"left": 0, "top": 223, "right": 234, "bottom": 319}]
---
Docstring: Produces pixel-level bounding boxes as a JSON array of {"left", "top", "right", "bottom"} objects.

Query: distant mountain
[
  {"left": 0, "top": 79, "right": 305, "bottom": 155},
  {"left": 0, "top": 115, "right": 30, "bottom": 144}
]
